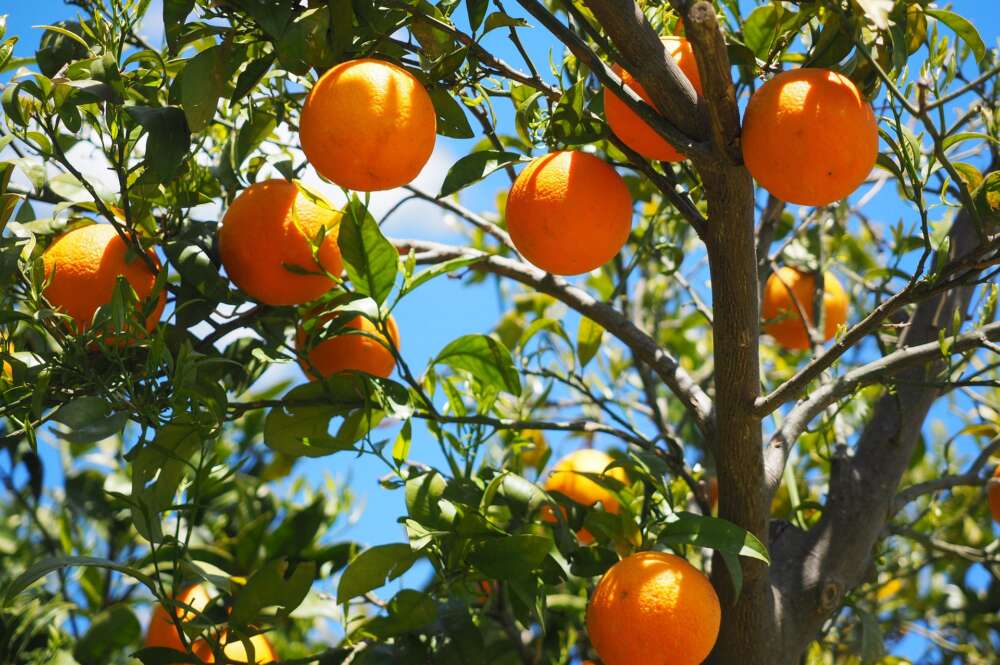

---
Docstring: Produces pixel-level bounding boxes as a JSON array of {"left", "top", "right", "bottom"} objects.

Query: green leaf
[
  {"left": 392, "top": 419, "right": 412, "bottom": 463},
  {"left": 439, "top": 150, "right": 523, "bottom": 197},
  {"left": 858, "top": 608, "right": 886, "bottom": 663},
  {"left": 131, "top": 646, "right": 199, "bottom": 665},
  {"left": 433, "top": 334, "right": 521, "bottom": 396},
  {"left": 51, "top": 397, "right": 128, "bottom": 444},
  {"left": 658, "top": 512, "right": 771, "bottom": 564},
  {"left": 180, "top": 45, "right": 227, "bottom": 132},
  {"left": 576, "top": 316, "right": 603, "bottom": 368},
  {"left": 467, "top": 0, "right": 489, "bottom": 32},
  {"left": 35, "top": 22, "right": 88, "bottom": 77},
  {"left": 263, "top": 376, "right": 385, "bottom": 457},
  {"left": 360, "top": 589, "right": 438, "bottom": 638},
  {"left": 129, "top": 420, "right": 203, "bottom": 542},
  {"left": 276, "top": 8, "right": 337, "bottom": 75},
  {"left": 925, "top": 8, "right": 986, "bottom": 63},
  {"left": 972, "top": 172, "right": 1000, "bottom": 227},
  {"left": 230, "top": 559, "right": 316, "bottom": 625},
  {"left": 337, "top": 543, "right": 419, "bottom": 604},
  {"left": 233, "top": 109, "right": 276, "bottom": 171},
  {"left": 483, "top": 12, "right": 530, "bottom": 33},
  {"left": 403, "top": 255, "right": 481, "bottom": 296},
  {"left": 264, "top": 498, "right": 325, "bottom": 559},
  {"left": 405, "top": 470, "right": 457, "bottom": 528},
  {"left": 428, "top": 87, "right": 474, "bottom": 139},
  {"left": 126, "top": 106, "right": 191, "bottom": 183},
  {"left": 163, "top": 0, "right": 195, "bottom": 53},
  {"left": 742, "top": 5, "right": 782, "bottom": 60},
  {"left": 337, "top": 198, "right": 398, "bottom": 305},
  {"left": 4, "top": 556, "right": 156, "bottom": 604},
  {"left": 73, "top": 605, "right": 141, "bottom": 665},
  {"left": 469, "top": 534, "right": 552, "bottom": 579}
]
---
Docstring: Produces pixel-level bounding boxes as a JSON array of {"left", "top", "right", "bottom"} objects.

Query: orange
[
  {"left": 42, "top": 224, "right": 165, "bottom": 338},
  {"left": 762, "top": 267, "right": 848, "bottom": 350},
  {"left": 296, "top": 314, "right": 400, "bottom": 380},
  {"left": 219, "top": 180, "right": 343, "bottom": 306},
  {"left": 299, "top": 58, "right": 437, "bottom": 191},
  {"left": 742, "top": 68, "right": 878, "bottom": 206},
  {"left": 145, "top": 584, "right": 277, "bottom": 663},
  {"left": 506, "top": 151, "right": 633, "bottom": 275},
  {"left": 518, "top": 429, "right": 549, "bottom": 469},
  {"left": 145, "top": 584, "right": 213, "bottom": 652},
  {"left": 587, "top": 551, "right": 720, "bottom": 665},
  {"left": 544, "top": 449, "right": 628, "bottom": 544},
  {"left": 989, "top": 466, "right": 1000, "bottom": 524},
  {"left": 603, "top": 37, "right": 703, "bottom": 162}
]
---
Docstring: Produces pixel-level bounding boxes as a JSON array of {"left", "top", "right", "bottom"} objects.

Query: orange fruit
[
  {"left": 762, "top": 267, "right": 848, "bottom": 350},
  {"left": 742, "top": 68, "right": 878, "bottom": 206},
  {"left": 518, "top": 429, "right": 549, "bottom": 469},
  {"left": 506, "top": 151, "right": 633, "bottom": 275},
  {"left": 587, "top": 551, "right": 721, "bottom": 665},
  {"left": 544, "top": 449, "right": 628, "bottom": 544},
  {"left": 145, "top": 584, "right": 213, "bottom": 652},
  {"left": 988, "top": 466, "right": 1000, "bottom": 524},
  {"left": 219, "top": 180, "right": 343, "bottom": 306},
  {"left": 296, "top": 314, "right": 400, "bottom": 380},
  {"left": 603, "top": 37, "right": 703, "bottom": 162},
  {"left": 299, "top": 58, "right": 437, "bottom": 192},
  {"left": 42, "top": 224, "right": 165, "bottom": 338}
]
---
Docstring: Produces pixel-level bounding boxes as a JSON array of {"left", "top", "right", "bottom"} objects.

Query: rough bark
[{"left": 769, "top": 195, "right": 994, "bottom": 661}]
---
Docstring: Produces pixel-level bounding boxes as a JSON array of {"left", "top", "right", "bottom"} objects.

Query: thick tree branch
[
  {"left": 391, "top": 238, "right": 714, "bottom": 434},
  {"left": 755, "top": 233, "right": 1000, "bottom": 416},
  {"left": 518, "top": 0, "right": 710, "bottom": 159},
  {"left": 892, "top": 435, "right": 1000, "bottom": 514},
  {"left": 764, "top": 321, "right": 1000, "bottom": 493},
  {"left": 769, "top": 189, "right": 993, "bottom": 659},
  {"left": 680, "top": 1, "right": 743, "bottom": 164}
]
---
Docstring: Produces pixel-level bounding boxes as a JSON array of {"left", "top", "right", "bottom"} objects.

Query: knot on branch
[{"left": 818, "top": 580, "right": 844, "bottom": 614}]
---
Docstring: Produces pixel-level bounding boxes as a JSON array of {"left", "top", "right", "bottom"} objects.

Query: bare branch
[
  {"left": 391, "top": 238, "right": 714, "bottom": 433},
  {"left": 765, "top": 320, "right": 1000, "bottom": 492},
  {"left": 892, "top": 436, "right": 1000, "bottom": 513}
]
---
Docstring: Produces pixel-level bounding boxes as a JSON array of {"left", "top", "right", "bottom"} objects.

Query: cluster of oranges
[{"left": 34, "top": 42, "right": 884, "bottom": 665}]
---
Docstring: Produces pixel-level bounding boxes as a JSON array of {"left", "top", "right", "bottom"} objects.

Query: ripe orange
[
  {"left": 603, "top": 37, "right": 703, "bottom": 162},
  {"left": 145, "top": 584, "right": 277, "bottom": 663},
  {"left": 145, "top": 584, "right": 213, "bottom": 652},
  {"left": 742, "top": 68, "right": 878, "bottom": 206},
  {"left": 219, "top": 180, "right": 343, "bottom": 306},
  {"left": 299, "top": 58, "right": 437, "bottom": 192},
  {"left": 544, "top": 449, "right": 628, "bottom": 544},
  {"left": 42, "top": 224, "right": 165, "bottom": 338},
  {"left": 506, "top": 151, "right": 633, "bottom": 275},
  {"left": 587, "top": 551, "right": 721, "bottom": 665},
  {"left": 296, "top": 314, "right": 400, "bottom": 380},
  {"left": 988, "top": 466, "right": 1000, "bottom": 524},
  {"left": 762, "top": 267, "right": 848, "bottom": 350}
]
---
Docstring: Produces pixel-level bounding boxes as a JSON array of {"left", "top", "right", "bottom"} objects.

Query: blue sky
[{"left": 2, "top": 0, "right": 999, "bottom": 660}]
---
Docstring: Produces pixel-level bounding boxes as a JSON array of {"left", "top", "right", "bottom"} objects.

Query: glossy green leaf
[
  {"left": 469, "top": 534, "right": 552, "bottom": 579},
  {"left": 230, "top": 559, "right": 316, "bottom": 625},
  {"left": 338, "top": 198, "right": 399, "bottom": 305},
  {"left": 433, "top": 334, "right": 521, "bottom": 396},
  {"left": 439, "top": 150, "right": 523, "bottom": 197},
  {"left": 337, "top": 543, "right": 419, "bottom": 604}
]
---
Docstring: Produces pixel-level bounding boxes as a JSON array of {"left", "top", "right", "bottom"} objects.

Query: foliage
[{"left": 0, "top": 0, "right": 998, "bottom": 664}]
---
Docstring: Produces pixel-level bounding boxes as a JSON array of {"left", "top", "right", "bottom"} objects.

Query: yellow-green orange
[{"left": 544, "top": 448, "right": 628, "bottom": 544}]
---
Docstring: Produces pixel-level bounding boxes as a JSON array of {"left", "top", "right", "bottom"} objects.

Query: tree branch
[
  {"left": 518, "top": 0, "right": 710, "bottom": 159},
  {"left": 892, "top": 435, "right": 1000, "bottom": 514},
  {"left": 391, "top": 238, "right": 714, "bottom": 433}
]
